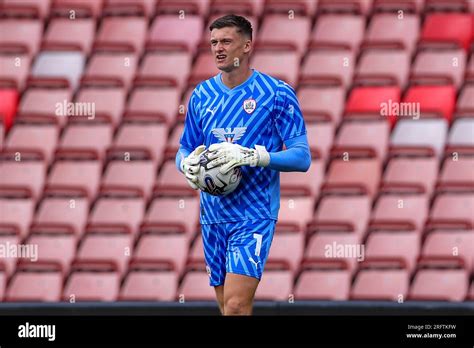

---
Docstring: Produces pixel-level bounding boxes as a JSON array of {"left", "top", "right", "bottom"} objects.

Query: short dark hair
[{"left": 209, "top": 14, "right": 252, "bottom": 40}]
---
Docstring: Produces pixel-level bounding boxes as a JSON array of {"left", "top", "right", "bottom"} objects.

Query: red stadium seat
[
  {"left": 155, "top": 160, "right": 199, "bottom": 197},
  {"left": 409, "top": 258, "right": 469, "bottom": 301},
  {"left": 0, "top": 223, "right": 22, "bottom": 276},
  {"left": 277, "top": 197, "right": 314, "bottom": 232},
  {"left": 0, "top": 89, "right": 18, "bottom": 131},
  {"left": 75, "top": 87, "right": 126, "bottom": 128},
  {"left": 428, "top": 193, "right": 474, "bottom": 230},
  {"left": 18, "top": 87, "right": 72, "bottom": 128},
  {"left": 83, "top": 53, "right": 138, "bottom": 91},
  {"left": 371, "top": 193, "right": 429, "bottom": 233},
  {"left": 6, "top": 117, "right": 59, "bottom": 165},
  {"left": 258, "top": 15, "right": 311, "bottom": 55},
  {"left": 267, "top": 230, "right": 304, "bottom": 273},
  {"left": 0, "top": 19, "right": 43, "bottom": 56},
  {"left": 157, "top": 0, "right": 211, "bottom": 16},
  {"left": 188, "top": 52, "right": 220, "bottom": 86},
  {"left": 323, "top": 154, "right": 381, "bottom": 198},
  {"left": 6, "top": 262, "right": 63, "bottom": 302},
  {"left": 211, "top": 0, "right": 265, "bottom": 17},
  {"left": 351, "top": 265, "right": 409, "bottom": 301},
  {"left": 59, "top": 121, "right": 113, "bottom": 159},
  {"left": 120, "top": 261, "right": 178, "bottom": 301},
  {"left": 335, "top": 120, "right": 390, "bottom": 160},
  {"left": 88, "top": 188, "right": 145, "bottom": 237},
  {"left": 411, "top": 50, "right": 466, "bottom": 89},
  {"left": 63, "top": 261, "right": 120, "bottom": 301},
  {"left": 305, "top": 121, "right": 334, "bottom": 160},
  {"left": 254, "top": 261, "right": 292, "bottom": 301},
  {"left": 26, "top": 225, "right": 77, "bottom": 274},
  {"left": 355, "top": 50, "right": 410, "bottom": 88},
  {"left": 126, "top": 87, "right": 180, "bottom": 126},
  {"left": 52, "top": 0, "right": 104, "bottom": 18},
  {"left": 147, "top": 15, "right": 203, "bottom": 55},
  {"left": 0, "top": 149, "right": 46, "bottom": 200},
  {"left": 102, "top": 160, "right": 156, "bottom": 201},
  {"left": 178, "top": 266, "right": 215, "bottom": 301},
  {"left": 264, "top": 0, "right": 317, "bottom": 17},
  {"left": 300, "top": 50, "right": 355, "bottom": 89},
  {"left": 252, "top": 50, "right": 300, "bottom": 87},
  {"left": 383, "top": 156, "right": 439, "bottom": 196},
  {"left": 165, "top": 123, "right": 184, "bottom": 157},
  {"left": 95, "top": 17, "right": 147, "bottom": 55},
  {"left": 312, "top": 194, "right": 371, "bottom": 239},
  {"left": 76, "top": 225, "right": 134, "bottom": 275},
  {"left": 310, "top": 15, "right": 365, "bottom": 51},
  {"left": 420, "top": 13, "right": 472, "bottom": 50},
  {"left": 305, "top": 232, "right": 362, "bottom": 271},
  {"left": 422, "top": 230, "right": 474, "bottom": 271},
  {"left": 365, "top": 230, "right": 420, "bottom": 272},
  {"left": 105, "top": 0, "right": 156, "bottom": 18},
  {"left": 34, "top": 191, "right": 89, "bottom": 238},
  {"left": 345, "top": 86, "right": 400, "bottom": 125},
  {"left": 298, "top": 86, "right": 344, "bottom": 124},
  {"left": 372, "top": 0, "right": 424, "bottom": 13},
  {"left": 48, "top": 150, "right": 102, "bottom": 199},
  {"left": 0, "top": 55, "right": 31, "bottom": 90},
  {"left": 134, "top": 228, "right": 188, "bottom": 277},
  {"left": 318, "top": 0, "right": 373, "bottom": 15},
  {"left": 44, "top": 18, "right": 96, "bottom": 54},
  {"left": 136, "top": 51, "right": 192, "bottom": 91},
  {"left": 1, "top": 0, "right": 52, "bottom": 19},
  {"left": 294, "top": 260, "right": 351, "bottom": 300},
  {"left": 364, "top": 14, "right": 420, "bottom": 53},
  {"left": 280, "top": 159, "right": 323, "bottom": 197},
  {"left": 144, "top": 197, "right": 200, "bottom": 242},
  {"left": 438, "top": 155, "right": 474, "bottom": 190}
]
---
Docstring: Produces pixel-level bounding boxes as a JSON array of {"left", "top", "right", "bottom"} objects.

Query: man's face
[{"left": 210, "top": 26, "right": 251, "bottom": 72}]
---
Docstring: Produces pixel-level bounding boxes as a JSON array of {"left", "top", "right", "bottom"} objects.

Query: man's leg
[
  {"left": 223, "top": 219, "right": 276, "bottom": 315},
  {"left": 223, "top": 273, "right": 259, "bottom": 315},
  {"left": 214, "top": 285, "right": 224, "bottom": 314}
]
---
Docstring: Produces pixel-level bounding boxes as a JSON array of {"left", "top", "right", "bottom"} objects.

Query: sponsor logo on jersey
[{"left": 211, "top": 127, "right": 247, "bottom": 143}]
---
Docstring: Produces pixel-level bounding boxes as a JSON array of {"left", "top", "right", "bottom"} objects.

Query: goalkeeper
[{"left": 176, "top": 14, "right": 311, "bottom": 315}]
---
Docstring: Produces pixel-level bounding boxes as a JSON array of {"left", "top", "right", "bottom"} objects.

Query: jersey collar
[{"left": 216, "top": 69, "right": 257, "bottom": 93}]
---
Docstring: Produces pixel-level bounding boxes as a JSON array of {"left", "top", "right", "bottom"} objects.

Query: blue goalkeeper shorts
[{"left": 201, "top": 219, "right": 276, "bottom": 287}]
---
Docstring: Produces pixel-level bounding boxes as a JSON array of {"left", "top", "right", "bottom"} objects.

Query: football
[{"left": 196, "top": 150, "right": 242, "bottom": 196}]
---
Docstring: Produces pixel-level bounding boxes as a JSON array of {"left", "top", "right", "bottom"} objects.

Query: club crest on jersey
[
  {"left": 243, "top": 98, "right": 256, "bottom": 114},
  {"left": 211, "top": 127, "right": 247, "bottom": 143}
]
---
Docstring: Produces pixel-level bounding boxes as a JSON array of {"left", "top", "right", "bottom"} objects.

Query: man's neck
[{"left": 221, "top": 66, "right": 253, "bottom": 89}]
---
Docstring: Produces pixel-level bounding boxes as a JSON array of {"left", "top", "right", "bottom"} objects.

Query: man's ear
[{"left": 243, "top": 39, "right": 252, "bottom": 53}]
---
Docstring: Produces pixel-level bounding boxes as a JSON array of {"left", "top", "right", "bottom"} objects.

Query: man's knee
[{"left": 224, "top": 296, "right": 252, "bottom": 315}]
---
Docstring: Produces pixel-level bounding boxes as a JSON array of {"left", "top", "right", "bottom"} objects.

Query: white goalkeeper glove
[
  {"left": 180, "top": 145, "right": 206, "bottom": 190},
  {"left": 207, "top": 142, "right": 270, "bottom": 174}
]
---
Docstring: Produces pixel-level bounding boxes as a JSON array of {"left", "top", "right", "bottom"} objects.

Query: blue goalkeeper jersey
[{"left": 179, "top": 69, "right": 307, "bottom": 224}]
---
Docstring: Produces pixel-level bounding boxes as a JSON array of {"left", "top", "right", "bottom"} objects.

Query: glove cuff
[{"left": 255, "top": 145, "right": 270, "bottom": 167}]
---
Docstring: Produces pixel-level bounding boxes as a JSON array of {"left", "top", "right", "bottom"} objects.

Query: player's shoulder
[{"left": 254, "top": 70, "right": 296, "bottom": 96}]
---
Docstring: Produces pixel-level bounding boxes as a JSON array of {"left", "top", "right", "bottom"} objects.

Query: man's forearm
[{"left": 268, "top": 143, "right": 311, "bottom": 172}]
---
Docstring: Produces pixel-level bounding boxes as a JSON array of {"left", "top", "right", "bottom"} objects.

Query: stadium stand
[{"left": 0, "top": 0, "right": 472, "bottom": 306}]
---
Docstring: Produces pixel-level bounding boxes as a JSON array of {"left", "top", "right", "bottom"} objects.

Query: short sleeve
[
  {"left": 273, "top": 82, "right": 307, "bottom": 142},
  {"left": 180, "top": 88, "right": 204, "bottom": 150}
]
